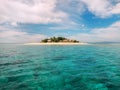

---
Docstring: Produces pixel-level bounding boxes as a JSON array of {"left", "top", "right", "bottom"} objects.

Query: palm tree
[{"left": 41, "top": 37, "right": 79, "bottom": 43}]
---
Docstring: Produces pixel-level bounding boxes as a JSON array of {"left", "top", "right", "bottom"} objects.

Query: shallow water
[{"left": 0, "top": 44, "right": 120, "bottom": 90}]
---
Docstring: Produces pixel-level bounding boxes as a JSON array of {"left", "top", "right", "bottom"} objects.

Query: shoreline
[{"left": 24, "top": 42, "right": 88, "bottom": 45}]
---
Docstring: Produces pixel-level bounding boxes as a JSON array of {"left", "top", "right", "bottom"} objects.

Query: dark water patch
[
  {"left": 0, "top": 76, "right": 8, "bottom": 87},
  {"left": 7, "top": 75, "right": 25, "bottom": 82},
  {"left": 33, "top": 73, "right": 39, "bottom": 79},
  {"left": 34, "top": 66, "right": 47, "bottom": 71},
  {"left": 95, "top": 65, "right": 109, "bottom": 69},
  {"left": 1, "top": 81, "right": 23, "bottom": 90},
  {"left": 63, "top": 84, "right": 73, "bottom": 90},
  {"left": 43, "top": 56, "right": 51, "bottom": 59},
  {"left": 0, "top": 60, "right": 29, "bottom": 66},
  {"left": 15, "top": 83, "right": 28, "bottom": 90},
  {"left": 50, "top": 70, "right": 61, "bottom": 75},
  {"left": 52, "top": 56, "right": 69, "bottom": 61},
  {"left": 73, "top": 57, "right": 97, "bottom": 64},
  {"left": 106, "top": 83, "right": 120, "bottom": 90},
  {"left": 7, "top": 74, "right": 34, "bottom": 83},
  {"left": 0, "top": 55, "right": 10, "bottom": 58},
  {"left": 33, "top": 65, "right": 57, "bottom": 79},
  {"left": 68, "top": 75, "right": 109, "bottom": 90},
  {"left": 37, "top": 75, "right": 66, "bottom": 90},
  {"left": 26, "top": 54, "right": 41, "bottom": 58},
  {"left": 68, "top": 75, "right": 88, "bottom": 90},
  {"left": 88, "top": 73, "right": 120, "bottom": 90},
  {"left": 34, "top": 65, "right": 55, "bottom": 71}
]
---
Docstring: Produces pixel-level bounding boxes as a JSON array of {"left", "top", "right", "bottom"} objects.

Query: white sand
[{"left": 24, "top": 42, "right": 88, "bottom": 45}]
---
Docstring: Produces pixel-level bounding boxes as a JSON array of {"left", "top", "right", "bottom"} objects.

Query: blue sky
[{"left": 0, "top": 0, "right": 120, "bottom": 43}]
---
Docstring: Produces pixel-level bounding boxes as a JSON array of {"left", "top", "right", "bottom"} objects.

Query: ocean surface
[{"left": 0, "top": 44, "right": 120, "bottom": 90}]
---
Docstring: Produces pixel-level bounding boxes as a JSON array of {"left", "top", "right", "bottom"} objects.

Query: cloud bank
[
  {"left": 1, "top": 0, "right": 120, "bottom": 24},
  {"left": 0, "top": 0, "right": 67, "bottom": 24},
  {"left": 81, "top": 0, "right": 120, "bottom": 18},
  {"left": 70, "top": 21, "right": 120, "bottom": 42},
  {"left": 0, "top": 26, "right": 46, "bottom": 43}
]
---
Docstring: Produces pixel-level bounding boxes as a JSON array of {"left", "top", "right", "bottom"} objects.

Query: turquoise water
[{"left": 0, "top": 44, "right": 120, "bottom": 90}]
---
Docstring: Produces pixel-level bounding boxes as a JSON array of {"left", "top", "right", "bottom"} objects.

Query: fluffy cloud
[
  {"left": 57, "top": 0, "right": 85, "bottom": 14},
  {"left": 81, "top": 0, "right": 120, "bottom": 18},
  {"left": 0, "top": 0, "right": 67, "bottom": 24},
  {"left": 1, "top": 0, "right": 120, "bottom": 25},
  {"left": 110, "top": 3, "right": 120, "bottom": 15},
  {"left": 0, "top": 26, "right": 47, "bottom": 43},
  {"left": 70, "top": 21, "right": 120, "bottom": 42}
]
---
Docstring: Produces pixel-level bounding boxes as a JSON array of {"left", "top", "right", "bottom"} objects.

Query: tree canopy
[{"left": 41, "top": 37, "right": 79, "bottom": 43}]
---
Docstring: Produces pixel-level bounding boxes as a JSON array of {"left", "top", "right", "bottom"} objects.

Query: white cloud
[
  {"left": 110, "top": 3, "right": 120, "bottom": 14},
  {"left": 0, "top": 0, "right": 120, "bottom": 25},
  {"left": 0, "top": 0, "right": 67, "bottom": 24},
  {"left": 11, "top": 22, "right": 18, "bottom": 27},
  {"left": 58, "top": 0, "right": 85, "bottom": 14},
  {"left": 81, "top": 0, "right": 120, "bottom": 18},
  {"left": 0, "top": 26, "right": 47, "bottom": 43},
  {"left": 49, "top": 21, "right": 85, "bottom": 30},
  {"left": 70, "top": 21, "right": 120, "bottom": 42}
]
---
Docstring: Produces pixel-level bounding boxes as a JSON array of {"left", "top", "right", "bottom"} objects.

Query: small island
[
  {"left": 41, "top": 37, "right": 79, "bottom": 43},
  {"left": 24, "top": 37, "right": 88, "bottom": 45}
]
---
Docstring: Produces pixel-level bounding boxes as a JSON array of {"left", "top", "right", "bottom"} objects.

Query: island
[
  {"left": 41, "top": 37, "right": 79, "bottom": 43},
  {"left": 24, "top": 37, "right": 88, "bottom": 45}
]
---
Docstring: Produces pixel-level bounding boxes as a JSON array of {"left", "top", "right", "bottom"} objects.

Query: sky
[{"left": 0, "top": 0, "right": 120, "bottom": 43}]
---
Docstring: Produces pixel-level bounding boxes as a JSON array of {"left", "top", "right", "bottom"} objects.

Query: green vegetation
[{"left": 41, "top": 37, "right": 79, "bottom": 43}]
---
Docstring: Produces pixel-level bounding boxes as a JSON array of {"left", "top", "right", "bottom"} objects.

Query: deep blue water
[{"left": 0, "top": 44, "right": 120, "bottom": 90}]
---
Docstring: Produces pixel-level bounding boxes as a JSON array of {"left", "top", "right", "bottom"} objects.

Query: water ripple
[{"left": 0, "top": 44, "right": 120, "bottom": 90}]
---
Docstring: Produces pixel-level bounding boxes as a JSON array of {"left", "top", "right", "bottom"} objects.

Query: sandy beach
[{"left": 24, "top": 42, "right": 88, "bottom": 45}]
